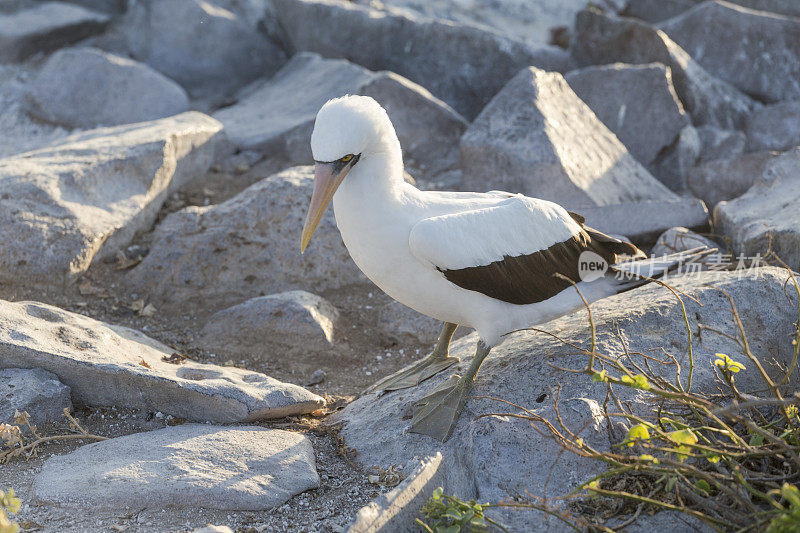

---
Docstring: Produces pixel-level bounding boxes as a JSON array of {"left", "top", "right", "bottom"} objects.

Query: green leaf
[
  {"left": 621, "top": 374, "right": 651, "bottom": 390},
  {"left": 439, "top": 525, "right": 461, "bottom": 533},
  {"left": 592, "top": 370, "right": 608, "bottom": 382},
  {"left": 695, "top": 479, "right": 711, "bottom": 493},
  {"left": 750, "top": 434, "right": 766, "bottom": 446},
  {"left": 668, "top": 429, "right": 698, "bottom": 446},
  {"left": 432, "top": 487, "right": 443, "bottom": 500},
  {"left": 781, "top": 484, "right": 800, "bottom": 509},
  {"left": 714, "top": 353, "right": 746, "bottom": 373}
]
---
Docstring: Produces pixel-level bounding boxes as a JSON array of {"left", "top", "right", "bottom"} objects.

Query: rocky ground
[{"left": 1, "top": 0, "right": 800, "bottom": 532}]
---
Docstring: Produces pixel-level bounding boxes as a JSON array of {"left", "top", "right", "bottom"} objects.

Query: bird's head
[{"left": 301, "top": 95, "right": 400, "bottom": 253}]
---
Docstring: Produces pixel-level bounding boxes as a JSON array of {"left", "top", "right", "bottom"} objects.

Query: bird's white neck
[{"left": 334, "top": 146, "right": 406, "bottom": 207}]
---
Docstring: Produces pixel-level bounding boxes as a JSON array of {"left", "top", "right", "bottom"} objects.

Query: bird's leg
[
  {"left": 409, "top": 340, "right": 491, "bottom": 442},
  {"left": 368, "top": 322, "right": 459, "bottom": 393}
]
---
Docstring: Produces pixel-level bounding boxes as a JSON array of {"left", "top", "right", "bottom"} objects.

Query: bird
[{"left": 300, "top": 95, "right": 701, "bottom": 442}]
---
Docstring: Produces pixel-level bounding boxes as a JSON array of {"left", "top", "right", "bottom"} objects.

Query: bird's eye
[{"left": 341, "top": 154, "right": 353, "bottom": 162}]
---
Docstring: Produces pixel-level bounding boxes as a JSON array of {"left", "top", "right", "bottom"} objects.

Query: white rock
[
  {"left": 651, "top": 226, "right": 720, "bottom": 256},
  {"left": 0, "top": 367, "right": 72, "bottom": 427},
  {"left": 0, "top": 300, "right": 325, "bottom": 422},
  {"left": 34, "top": 424, "right": 319, "bottom": 510}
]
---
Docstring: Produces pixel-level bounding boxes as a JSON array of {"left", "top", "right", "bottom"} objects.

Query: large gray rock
[
  {"left": 0, "top": 112, "right": 223, "bottom": 285},
  {"left": 26, "top": 47, "right": 190, "bottom": 129},
  {"left": 571, "top": 9, "right": 755, "bottom": 129},
  {"left": 213, "top": 53, "right": 467, "bottom": 177},
  {"left": 125, "top": 166, "right": 364, "bottom": 314},
  {"left": 647, "top": 124, "right": 701, "bottom": 191},
  {"left": 744, "top": 101, "right": 800, "bottom": 152},
  {"left": 0, "top": 2, "right": 109, "bottom": 62},
  {"left": 270, "top": 0, "right": 572, "bottom": 120},
  {"left": 695, "top": 125, "right": 746, "bottom": 164},
  {"left": 337, "top": 267, "right": 798, "bottom": 530},
  {"left": 575, "top": 198, "right": 709, "bottom": 241},
  {"left": 620, "top": 0, "right": 699, "bottom": 22},
  {"left": 34, "top": 424, "right": 319, "bottom": 510},
  {"left": 715, "top": 148, "right": 800, "bottom": 269},
  {"left": 377, "top": 301, "right": 442, "bottom": 346},
  {"left": 0, "top": 367, "right": 72, "bottom": 427},
  {"left": 565, "top": 62, "right": 690, "bottom": 165},
  {"left": 687, "top": 151, "right": 778, "bottom": 207},
  {"left": 460, "top": 67, "right": 677, "bottom": 208},
  {"left": 123, "top": 0, "right": 286, "bottom": 99},
  {"left": 0, "top": 300, "right": 325, "bottom": 422},
  {"left": 199, "top": 291, "right": 340, "bottom": 361},
  {"left": 659, "top": 1, "right": 800, "bottom": 103}
]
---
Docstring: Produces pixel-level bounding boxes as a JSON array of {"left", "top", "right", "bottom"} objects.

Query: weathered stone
[
  {"left": 338, "top": 268, "right": 797, "bottom": 530},
  {"left": 576, "top": 198, "right": 709, "bottom": 241},
  {"left": 26, "top": 47, "right": 190, "bottom": 129},
  {"left": 744, "top": 101, "right": 800, "bottom": 152},
  {"left": 123, "top": 0, "right": 286, "bottom": 100},
  {"left": 213, "top": 53, "right": 467, "bottom": 177},
  {"left": 53, "top": 0, "right": 127, "bottom": 15},
  {"left": 620, "top": 0, "right": 699, "bottom": 22},
  {"left": 0, "top": 368, "right": 71, "bottom": 427},
  {"left": 0, "top": 112, "right": 223, "bottom": 285},
  {"left": 377, "top": 301, "right": 442, "bottom": 346},
  {"left": 571, "top": 9, "right": 755, "bottom": 128},
  {"left": 726, "top": 0, "right": 800, "bottom": 17},
  {"left": 651, "top": 226, "right": 719, "bottom": 256},
  {"left": 565, "top": 62, "right": 689, "bottom": 165},
  {"left": 125, "top": 166, "right": 365, "bottom": 314},
  {"left": 460, "top": 67, "right": 676, "bottom": 208},
  {"left": 0, "top": 300, "right": 325, "bottom": 422},
  {"left": 34, "top": 425, "right": 319, "bottom": 510},
  {"left": 715, "top": 148, "right": 800, "bottom": 269},
  {"left": 0, "top": 2, "right": 109, "bottom": 62},
  {"left": 695, "top": 125, "right": 746, "bottom": 164},
  {"left": 270, "top": 0, "right": 572, "bottom": 119},
  {"left": 648, "top": 124, "right": 701, "bottom": 191},
  {"left": 199, "top": 291, "right": 339, "bottom": 360},
  {"left": 659, "top": 1, "right": 800, "bottom": 103},
  {"left": 687, "top": 151, "right": 778, "bottom": 207}
]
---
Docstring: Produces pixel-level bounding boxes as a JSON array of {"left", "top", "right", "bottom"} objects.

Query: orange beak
[{"left": 300, "top": 160, "right": 353, "bottom": 253}]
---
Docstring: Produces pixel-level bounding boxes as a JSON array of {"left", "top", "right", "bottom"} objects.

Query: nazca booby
[{"left": 301, "top": 95, "right": 695, "bottom": 442}]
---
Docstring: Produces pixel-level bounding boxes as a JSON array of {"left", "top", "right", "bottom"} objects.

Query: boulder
[
  {"left": 125, "top": 166, "right": 365, "bottom": 314},
  {"left": 0, "top": 112, "right": 223, "bottom": 285},
  {"left": 53, "top": 0, "right": 127, "bottom": 15},
  {"left": 337, "top": 267, "right": 798, "bottom": 530},
  {"left": 198, "top": 291, "right": 340, "bottom": 361},
  {"left": 695, "top": 125, "right": 746, "bottom": 164},
  {"left": 744, "top": 101, "right": 800, "bottom": 152},
  {"left": 0, "top": 300, "right": 325, "bottom": 422},
  {"left": 123, "top": 0, "right": 286, "bottom": 100},
  {"left": 0, "top": 367, "right": 72, "bottom": 427},
  {"left": 565, "top": 62, "right": 690, "bottom": 165},
  {"left": 725, "top": 0, "right": 800, "bottom": 17},
  {"left": 650, "top": 226, "right": 720, "bottom": 256},
  {"left": 460, "top": 67, "right": 677, "bottom": 208},
  {"left": 0, "top": 2, "right": 109, "bottom": 62},
  {"left": 687, "top": 151, "right": 778, "bottom": 207},
  {"left": 647, "top": 124, "right": 701, "bottom": 191},
  {"left": 575, "top": 198, "right": 709, "bottom": 241},
  {"left": 715, "top": 148, "right": 800, "bottom": 269},
  {"left": 620, "top": 0, "right": 699, "bottom": 22},
  {"left": 213, "top": 53, "right": 467, "bottom": 177},
  {"left": 26, "top": 47, "right": 190, "bottom": 129},
  {"left": 34, "top": 424, "right": 319, "bottom": 510},
  {"left": 659, "top": 1, "right": 800, "bottom": 103},
  {"left": 377, "top": 301, "right": 443, "bottom": 346},
  {"left": 571, "top": 9, "right": 755, "bottom": 129},
  {"left": 269, "top": 0, "right": 572, "bottom": 119}
]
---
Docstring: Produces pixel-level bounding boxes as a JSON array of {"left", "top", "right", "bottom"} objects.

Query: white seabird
[{"left": 301, "top": 95, "right": 693, "bottom": 442}]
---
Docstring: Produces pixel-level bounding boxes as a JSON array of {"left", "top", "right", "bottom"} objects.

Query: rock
[
  {"left": 198, "top": 291, "right": 339, "bottom": 360},
  {"left": 0, "top": 2, "right": 109, "bottom": 62},
  {"left": 308, "top": 369, "right": 326, "bottom": 386},
  {"left": 213, "top": 53, "right": 467, "bottom": 177},
  {"left": 565, "top": 62, "right": 690, "bottom": 165},
  {"left": 460, "top": 67, "right": 677, "bottom": 208},
  {"left": 337, "top": 267, "right": 797, "bottom": 530},
  {"left": 377, "top": 301, "right": 442, "bottom": 346},
  {"left": 648, "top": 124, "right": 701, "bottom": 191},
  {"left": 687, "top": 151, "right": 778, "bottom": 207},
  {"left": 725, "top": 0, "right": 800, "bottom": 17},
  {"left": 695, "top": 125, "right": 746, "bottom": 164},
  {"left": 571, "top": 9, "right": 755, "bottom": 129},
  {"left": 576, "top": 198, "right": 709, "bottom": 240},
  {"left": 34, "top": 424, "right": 319, "bottom": 510},
  {"left": 54, "top": 0, "right": 128, "bottom": 15},
  {"left": 0, "top": 112, "right": 223, "bottom": 286},
  {"left": 123, "top": 0, "right": 286, "bottom": 100},
  {"left": 346, "top": 453, "right": 444, "bottom": 533},
  {"left": 26, "top": 47, "right": 189, "bottom": 129},
  {"left": 744, "top": 101, "right": 800, "bottom": 152},
  {"left": 270, "top": 0, "right": 572, "bottom": 119},
  {"left": 651, "top": 226, "right": 719, "bottom": 256},
  {"left": 0, "top": 368, "right": 72, "bottom": 427},
  {"left": 192, "top": 527, "right": 234, "bottom": 533},
  {"left": 620, "top": 0, "right": 699, "bottom": 22},
  {"left": 0, "top": 300, "right": 325, "bottom": 422},
  {"left": 659, "top": 1, "right": 800, "bottom": 103},
  {"left": 715, "top": 148, "right": 800, "bottom": 269},
  {"left": 125, "top": 166, "right": 365, "bottom": 314}
]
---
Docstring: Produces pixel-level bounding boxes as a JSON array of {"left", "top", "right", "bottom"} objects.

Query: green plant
[
  {"left": 416, "top": 487, "right": 508, "bottom": 533},
  {"left": 0, "top": 488, "right": 20, "bottom": 533}
]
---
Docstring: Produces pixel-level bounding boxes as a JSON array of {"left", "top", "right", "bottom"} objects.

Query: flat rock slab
[
  {"left": 125, "top": 166, "right": 365, "bottom": 314},
  {"left": 0, "top": 111, "right": 223, "bottom": 285},
  {"left": 0, "top": 300, "right": 325, "bottom": 422},
  {"left": 337, "top": 268, "right": 798, "bottom": 530},
  {"left": 659, "top": 0, "right": 800, "bottom": 103},
  {"left": 0, "top": 367, "right": 71, "bottom": 427},
  {"left": 0, "top": 2, "right": 109, "bottom": 62},
  {"left": 460, "top": 66, "right": 677, "bottom": 208},
  {"left": 34, "top": 424, "right": 319, "bottom": 510},
  {"left": 26, "top": 47, "right": 190, "bottom": 129},
  {"left": 271, "top": 0, "right": 571, "bottom": 120},
  {"left": 213, "top": 53, "right": 467, "bottom": 177}
]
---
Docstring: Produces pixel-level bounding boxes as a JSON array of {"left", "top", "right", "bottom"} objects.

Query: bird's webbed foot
[
  {"left": 368, "top": 354, "right": 460, "bottom": 393},
  {"left": 409, "top": 375, "right": 473, "bottom": 442}
]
